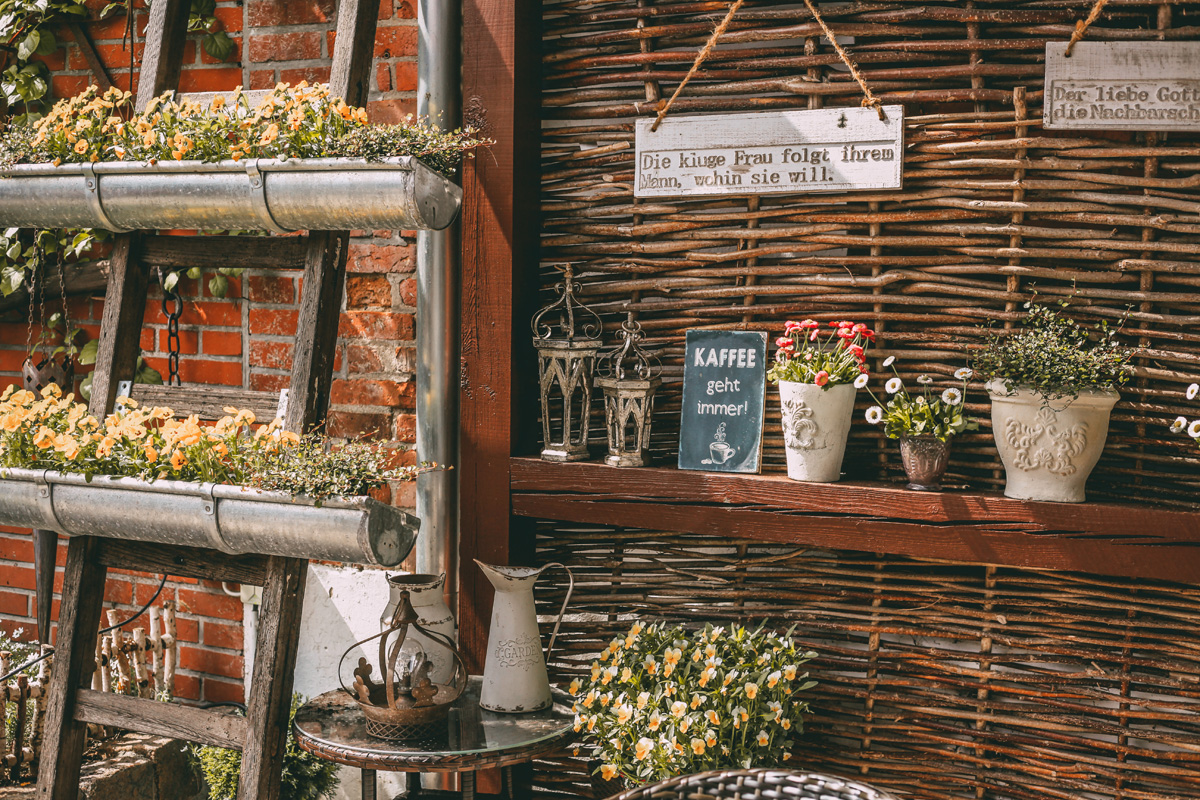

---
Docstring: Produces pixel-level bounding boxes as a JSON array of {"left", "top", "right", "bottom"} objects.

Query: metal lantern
[
  {"left": 531, "top": 264, "right": 603, "bottom": 462},
  {"left": 595, "top": 315, "right": 661, "bottom": 467},
  {"left": 339, "top": 589, "right": 466, "bottom": 742}
]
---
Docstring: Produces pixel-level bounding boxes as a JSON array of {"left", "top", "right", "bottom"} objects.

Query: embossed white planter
[
  {"left": 778, "top": 380, "right": 857, "bottom": 483},
  {"left": 986, "top": 380, "right": 1119, "bottom": 503}
]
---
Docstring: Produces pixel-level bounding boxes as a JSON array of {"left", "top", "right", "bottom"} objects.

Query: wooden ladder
[{"left": 36, "top": 0, "right": 382, "bottom": 797}]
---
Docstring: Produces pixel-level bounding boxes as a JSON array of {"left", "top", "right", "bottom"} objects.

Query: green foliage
[
  {"left": 767, "top": 320, "right": 874, "bottom": 387},
  {"left": 973, "top": 301, "right": 1133, "bottom": 399},
  {"left": 4, "top": 84, "right": 490, "bottom": 178},
  {"left": 192, "top": 695, "right": 339, "bottom": 800},
  {"left": 0, "top": 0, "right": 87, "bottom": 121},
  {"left": 246, "top": 434, "right": 424, "bottom": 501},
  {"left": 573, "top": 621, "right": 817, "bottom": 786},
  {"left": 0, "top": 225, "right": 106, "bottom": 297},
  {"left": 863, "top": 361, "right": 977, "bottom": 442}
]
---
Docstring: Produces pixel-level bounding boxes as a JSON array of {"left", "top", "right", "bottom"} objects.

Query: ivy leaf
[
  {"left": 162, "top": 269, "right": 179, "bottom": 292},
  {"left": 78, "top": 339, "right": 98, "bottom": 365},
  {"left": 202, "top": 30, "right": 235, "bottom": 62},
  {"left": 135, "top": 358, "right": 163, "bottom": 385},
  {"left": 186, "top": 267, "right": 201, "bottom": 279},
  {"left": 17, "top": 31, "right": 39, "bottom": 61},
  {"left": 209, "top": 273, "right": 228, "bottom": 297},
  {"left": 34, "top": 29, "right": 56, "bottom": 56}
]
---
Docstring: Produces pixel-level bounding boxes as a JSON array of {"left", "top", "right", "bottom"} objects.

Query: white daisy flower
[
  {"left": 941, "top": 388, "right": 962, "bottom": 405},
  {"left": 853, "top": 373, "right": 870, "bottom": 389},
  {"left": 1172, "top": 416, "right": 1188, "bottom": 433},
  {"left": 882, "top": 356, "right": 896, "bottom": 367},
  {"left": 1189, "top": 384, "right": 1199, "bottom": 400},
  {"left": 1190, "top": 420, "right": 1200, "bottom": 439},
  {"left": 954, "top": 368, "right": 973, "bottom": 380},
  {"left": 917, "top": 375, "right": 933, "bottom": 385},
  {"left": 885, "top": 377, "right": 903, "bottom": 394},
  {"left": 865, "top": 406, "right": 884, "bottom": 425}
]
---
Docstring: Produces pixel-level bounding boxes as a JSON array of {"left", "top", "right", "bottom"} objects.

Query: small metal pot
[{"left": 898, "top": 435, "right": 951, "bottom": 491}]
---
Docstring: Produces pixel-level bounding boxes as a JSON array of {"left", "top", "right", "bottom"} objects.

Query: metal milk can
[
  {"left": 475, "top": 560, "right": 575, "bottom": 714},
  {"left": 380, "top": 573, "right": 457, "bottom": 685}
]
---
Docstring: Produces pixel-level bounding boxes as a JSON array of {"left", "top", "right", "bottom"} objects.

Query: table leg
[
  {"left": 461, "top": 770, "right": 476, "bottom": 800},
  {"left": 502, "top": 766, "right": 513, "bottom": 798},
  {"left": 406, "top": 772, "right": 422, "bottom": 797},
  {"left": 361, "top": 768, "right": 377, "bottom": 800}
]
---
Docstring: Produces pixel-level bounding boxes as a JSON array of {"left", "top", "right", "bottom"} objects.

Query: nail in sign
[
  {"left": 635, "top": 106, "right": 904, "bottom": 198},
  {"left": 678, "top": 330, "right": 767, "bottom": 474}
]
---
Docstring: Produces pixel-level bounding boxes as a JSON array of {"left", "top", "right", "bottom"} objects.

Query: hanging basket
[
  {"left": 0, "top": 467, "right": 419, "bottom": 566},
  {"left": 0, "top": 156, "right": 461, "bottom": 233}
]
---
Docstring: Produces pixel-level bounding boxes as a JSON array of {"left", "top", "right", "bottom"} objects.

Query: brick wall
[{"left": 0, "top": 0, "right": 419, "bottom": 703}]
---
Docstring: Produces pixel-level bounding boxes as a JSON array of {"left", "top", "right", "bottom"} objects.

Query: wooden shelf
[{"left": 510, "top": 457, "right": 1200, "bottom": 584}]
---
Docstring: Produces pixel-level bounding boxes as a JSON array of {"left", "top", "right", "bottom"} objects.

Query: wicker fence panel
[
  {"left": 532, "top": 522, "right": 1200, "bottom": 800},
  {"left": 539, "top": 0, "right": 1200, "bottom": 505}
]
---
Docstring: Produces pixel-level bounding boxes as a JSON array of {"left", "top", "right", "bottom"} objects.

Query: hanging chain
[
  {"left": 158, "top": 268, "right": 183, "bottom": 386},
  {"left": 25, "top": 256, "right": 35, "bottom": 354},
  {"left": 57, "top": 250, "right": 70, "bottom": 360}
]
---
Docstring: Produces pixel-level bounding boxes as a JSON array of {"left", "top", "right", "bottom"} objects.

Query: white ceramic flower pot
[
  {"left": 778, "top": 381, "right": 857, "bottom": 483},
  {"left": 986, "top": 380, "right": 1119, "bottom": 503}
]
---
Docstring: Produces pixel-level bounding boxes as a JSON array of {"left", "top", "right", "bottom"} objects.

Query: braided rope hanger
[
  {"left": 1065, "top": 0, "right": 1110, "bottom": 56},
  {"left": 651, "top": 0, "right": 745, "bottom": 132},
  {"left": 802, "top": 0, "right": 886, "bottom": 121}
]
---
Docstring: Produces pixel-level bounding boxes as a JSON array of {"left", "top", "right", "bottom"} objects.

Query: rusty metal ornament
[
  {"left": 595, "top": 314, "right": 661, "bottom": 467},
  {"left": 531, "top": 264, "right": 603, "bottom": 462},
  {"left": 338, "top": 588, "right": 466, "bottom": 742},
  {"left": 21, "top": 355, "right": 73, "bottom": 396}
]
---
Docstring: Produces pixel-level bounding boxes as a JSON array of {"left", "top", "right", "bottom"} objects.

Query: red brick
[
  {"left": 0, "top": 589, "right": 28, "bottom": 616},
  {"left": 104, "top": 578, "right": 133, "bottom": 606},
  {"left": 174, "top": 674, "right": 202, "bottom": 701},
  {"left": 346, "top": 343, "right": 384, "bottom": 374},
  {"left": 249, "top": 31, "right": 322, "bottom": 63},
  {"left": 203, "top": 330, "right": 243, "bottom": 356},
  {"left": 394, "top": 481, "right": 416, "bottom": 508},
  {"left": 0, "top": 535, "right": 34, "bottom": 562},
  {"left": 145, "top": 298, "right": 241, "bottom": 327},
  {"left": 394, "top": 61, "right": 417, "bottom": 93},
  {"left": 247, "top": 275, "right": 294, "bottom": 304},
  {"left": 51, "top": 75, "right": 91, "bottom": 99},
  {"left": 326, "top": 411, "right": 390, "bottom": 440},
  {"left": 398, "top": 277, "right": 417, "bottom": 306},
  {"left": 202, "top": 677, "right": 245, "bottom": 704},
  {"left": 250, "top": 340, "right": 292, "bottom": 370},
  {"left": 250, "top": 69, "right": 276, "bottom": 90},
  {"left": 0, "top": 564, "right": 35, "bottom": 591},
  {"left": 394, "top": 413, "right": 416, "bottom": 442},
  {"left": 346, "top": 275, "right": 392, "bottom": 309},
  {"left": 142, "top": 357, "right": 242, "bottom": 386},
  {"left": 179, "top": 66, "right": 244, "bottom": 94},
  {"left": 202, "top": 275, "right": 242, "bottom": 299},
  {"left": 173, "top": 615, "right": 201, "bottom": 644},
  {"left": 249, "top": 308, "right": 299, "bottom": 336},
  {"left": 338, "top": 311, "right": 414, "bottom": 341},
  {"left": 330, "top": 378, "right": 402, "bottom": 407},
  {"left": 247, "top": 0, "right": 333, "bottom": 27},
  {"left": 280, "top": 66, "right": 331, "bottom": 85},
  {"left": 373, "top": 25, "right": 416, "bottom": 58},
  {"left": 159, "top": 328, "right": 198, "bottom": 355},
  {"left": 199, "top": 36, "right": 242, "bottom": 65},
  {"left": 203, "top": 620, "right": 244, "bottom": 650},
  {"left": 347, "top": 242, "right": 415, "bottom": 274},
  {"left": 34, "top": 48, "right": 66, "bottom": 72},
  {"left": 249, "top": 372, "right": 290, "bottom": 391},
  {"left": 375, "top": 63, "right": 392, "bottom": 93},
  {"left": 178, "top": 588, "right": 244, "bottom": 621},
  {"left": 368, "top": 98, "right": 416, "bottom": 125},
  {"left": 180, "top": 646, "right": 244, "bottom": 679},
  {"left": 214, "top": 5, "right": 243, "bottom": 33}
]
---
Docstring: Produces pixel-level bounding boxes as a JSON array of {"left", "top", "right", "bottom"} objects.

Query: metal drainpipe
[{"left": 416, "top": 0, "right": 461, "bottom": 613}]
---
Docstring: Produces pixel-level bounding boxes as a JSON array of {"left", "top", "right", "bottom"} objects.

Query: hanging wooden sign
[
  {"left": 634, "top": 106, "right": 904, "bottom": 198},
  {"left": 678, "top": 330, "right": 767, "bottom": 474},
  {"left": 1044, "top": 42, "right": 1200, "bottom": 131}
]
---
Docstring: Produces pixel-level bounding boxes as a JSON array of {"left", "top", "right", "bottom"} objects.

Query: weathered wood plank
[
  {"left": 36, "top": 537, "right": 107, "bottom": 800},
  {"left": 138, "top": 234, "right": 308, "bottom": 271},
  {"left": 87, "top": 235, "right": 146, "bottom": 419},
  {"left": 68, "top": 22, "right": 112, "bottom": 90},
  {"left": 328, "top": 0, "right": 381, "bottom": 106},
  {"left": 96, "top": 539, "right": 269, "bottom": 585},
  {"left": 0, "top": 258, "right": 109, "bottom": 314},
  {"left": 509, "top": 458, "right": 1200, "bottom": 583},
  {"left": 74, "top": 690, "right": 247, "bottom": 750},
  {"left": 239, "top": 556, "right": 307, "bottom": 800},
  {"left": 286, "top": 231, "right": 346, "bottom": 433},
  {"left": 129, "top": 385, "right": 281, "bottom": 421},
  {"left": 134, "top": 0, "right": 190, "bottom": 110}
]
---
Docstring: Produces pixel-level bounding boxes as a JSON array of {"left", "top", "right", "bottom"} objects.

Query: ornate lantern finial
[
  {"left": 595, "top": 314, "right": 661, "bottom": 467},
  {"left": 532, "top": 264, "right": 604, "bottom": 462},
  {"left": 339, "top": 589, "right": 466, "bottom": 742}
]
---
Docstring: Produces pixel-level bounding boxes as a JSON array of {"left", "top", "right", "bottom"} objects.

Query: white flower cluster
[{"left": 1171, "top": 384, "right": 1200, "bottom": 441}]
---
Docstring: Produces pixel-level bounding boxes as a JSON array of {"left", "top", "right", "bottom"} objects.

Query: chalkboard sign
[{"left": 678, "top": 330, "right": 767, "bottom": 474}]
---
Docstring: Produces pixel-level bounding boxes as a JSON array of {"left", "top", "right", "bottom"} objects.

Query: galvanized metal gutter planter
[
  {"left": 0, "top": 468, "right": 419, "bottom": 567},
  {"left": 0, "top": 156, "right": 461, "bottom": 233}
]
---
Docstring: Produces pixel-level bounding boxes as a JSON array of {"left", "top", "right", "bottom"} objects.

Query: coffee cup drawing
[{"left": 701, "top": 422, "right": 735, "bottom": 465}]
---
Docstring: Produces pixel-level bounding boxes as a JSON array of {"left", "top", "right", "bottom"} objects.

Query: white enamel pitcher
[{"left": 475, "top": 559, "right": 575, "bottom": 714}]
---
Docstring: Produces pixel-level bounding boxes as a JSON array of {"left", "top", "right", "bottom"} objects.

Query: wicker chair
[{"left": 608, "top": 768, "right": 900, "bottom": 800}]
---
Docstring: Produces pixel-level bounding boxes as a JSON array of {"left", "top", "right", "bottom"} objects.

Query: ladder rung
[
  {"left": 130, "top": 385, "right": 282, "bottom": 421},
  {"left": 75, "top": 689, "right": 247, "bottom": 750},
  {"left": 97, "top": 540, "right": 270, "bottom": 586},
  {"left": 139, "top": 234, "right": 310, "bottom": 271}
]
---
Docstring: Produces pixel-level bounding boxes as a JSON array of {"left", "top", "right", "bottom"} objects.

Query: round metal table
[{"left": 293, "top": 677, "right": 575, "bottom": 800}]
